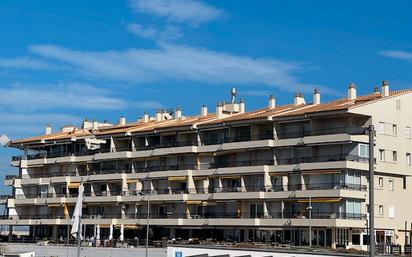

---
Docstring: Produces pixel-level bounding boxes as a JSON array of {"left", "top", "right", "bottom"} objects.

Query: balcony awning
[
  {"left": 168, "top": 176, "right": 187, "bottom": 181},
  {"left": 68, "top": 182, "right": 80, "bottom": 189},
  {"left": 125, "top": 225, "right": 140, "bottom": 230},
  {"left": 126, "top": 179, "right": 140, "bottom": 183},
  {"left": 98, "top": 224, "right": 111, "bottom": 228},
  {"left": 185, "top": 200, "right": 203, "bottom": 205},
  {"left": 220, "top": 175, "right": 240, "bottom": 179},
  {"left": 291, "top": 197, "right": 342, "bottom": 203},
  {"left": 193, "top": 176, "right": 207, "bottom": 181},
  {"left": 47, "top": 204, "right": 62, "bottom": 208},
  {"left": 302, "top": 170, "right": 341, "bottom": 175},
  {"left": 269, "top": 172, "right": 285, "bottom": 176}
]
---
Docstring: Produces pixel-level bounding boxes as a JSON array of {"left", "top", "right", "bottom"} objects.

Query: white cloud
[
  {"left": 0, "top": 57, "right": 51, "bottom": 70},
  {"left": 134, "top": 100, "right": 163, "bottom": 110},
  {"left": 27, "top": 43, "right": 330, "bottom": 94},
  {"left": 380, "top": 50, "right": 412, "bottom": 61},
  {"left": 127, "top": 23, "right": 182, "bottom": 41},
  {"left": 129, "top": 0, "right": 223, "bottom": 25},
  {"left": 0, "top": 83, "right": 127, "bottom": 111}
]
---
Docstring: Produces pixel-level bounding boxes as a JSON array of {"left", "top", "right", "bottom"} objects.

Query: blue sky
[{"left": 1, "top": 0, "right": 412, "bottom": 192}]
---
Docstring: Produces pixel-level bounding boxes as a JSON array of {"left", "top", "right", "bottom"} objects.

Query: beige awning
[
  {"left": 220, "top": 175, "right": 240, "bottom": 179},
  {"left": 269, "top": 173, "right": 285, "bottom": 176},
  {"left": 193, "top": 176, "right": 207, "bottom": 181},
  {"left": 126, "top": 179, "right": 140, "bottom": 183},
  {"left": 48, "top": 204, "right": 62, "bottom": 208},
  {"left": 67, "top": 182, "right": 80, "bottom": 189},
  {"left": 302, "top": 170, "right": 341, "bottom": 175},
  {"left": 168, "top": 176, "right": 187, "bottom": 181},
  {"left": 286, "top": 197, "right": 341, "bottom": 203},
  {"left": 185, "top": 200, "right": 203, "bottom": 205}
]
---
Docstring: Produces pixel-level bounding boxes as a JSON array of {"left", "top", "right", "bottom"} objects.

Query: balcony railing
[
  {"left": 211, "top": 159, "right": 274, "bottom": 169},
  {"left": 276, "top": 154, "right": 368, "bottom": 165},
  {"left": 276, "top": 126, "right": 365, "bottom": 139},
  {"left": 5, "top": 175, "right": 20, "bottom": 180},
  {"left": 135, "top": 140, "right": 198, "bottom": 151},
  {"left": 0, "top": 211, "right": 366, "bottom": 220}
]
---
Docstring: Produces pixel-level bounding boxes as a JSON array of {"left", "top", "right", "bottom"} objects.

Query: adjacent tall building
[{"left": 3, "top": 82, "right": 412, "bottom": 250}]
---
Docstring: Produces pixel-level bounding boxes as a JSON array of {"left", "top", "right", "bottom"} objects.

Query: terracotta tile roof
[{"left": 9, "top": 90, "right": 412, "bottom": 146}]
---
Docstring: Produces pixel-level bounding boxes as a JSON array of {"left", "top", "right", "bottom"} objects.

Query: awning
[
  {"left": 48, "top": 204, "right": 62, "bottom": 208},
  {"left": 220, "top": 175, "right": 240, "bottom": 179},
  {"left": 302, "top": 170, "right": 341, "bottom": 175},
  {"left": 125, "top": 225, "right": 140, "bottom": 230},
  {"left": 126, "top": 179, "right": 140, "bottom": 183},
  {"left": 168, "top": 176, "right": 187, "bottom": 181},
  {"left": 186, "top": 200, "right": 202, "bottom": 205},
  {"left": 269, "top": 173, "right": 285, "bottom": 177},
  {"left": 193, "top": 176, "right": 207, "bottom": 181},
  {"left": 67, "top": 182, "right": 80, "bottom": 189},
  {"left": 98, "top": 224, "right": 111, "bottom": 228},
  {"left": 288, "top": 197, "right": 342, "bottom": 203}
]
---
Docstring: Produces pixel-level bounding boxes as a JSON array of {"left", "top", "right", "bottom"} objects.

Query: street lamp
[
  {"left": 306, "top": 196, "right": 312, "bottom": 247},
  {"left": 365, "top": 125, "right": 375, "bottom": 257}
]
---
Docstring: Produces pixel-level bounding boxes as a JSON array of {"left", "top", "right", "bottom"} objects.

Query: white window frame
[
  {"left": 388, "top": 178, "right": 394, "bottom": 191},
  {"left": 358, "top": 144, "right": 369, "bottom": 157},
  {"left": 392, "top": 124, "right": 397, "bottom": 135},
  {"left": 378, "top": 122, "right": 385, "bottom": 134},
  {"left": 406, "top": 126, "right": 411, "bottom": 139},
  {"left": 407, "top": 153, "right": 411, "bottom": 166},
  {"left": 378, "top": 177, "right": 384, "bottom": 187}
]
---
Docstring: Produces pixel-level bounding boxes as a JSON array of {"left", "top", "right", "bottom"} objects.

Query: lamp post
[
  {"left": 367, "top": 125, "right": 375, "bottom": 257},
  {"left": 145, "top": 191, "right": 150, "bottom": 257},
  {"left": 307, "top": 196, "right": 312, "bottom": 247}
]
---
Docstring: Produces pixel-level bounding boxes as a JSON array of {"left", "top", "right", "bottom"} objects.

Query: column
[
  {"left": 263, "top": 201, "right": 269, "bottom": 218},
  {"left": 282, "top": 175, "right": 289, "bottom": 191},
  {"left": 109, "top": 224, "right": 113, "bottom": 240},
  {"left": 110, "top": 137, "right": 115, "bottom": 152},
  {"left": 52, "top": 225, "right": 58, "bottom": 241},
  {"left": 120, "top": 224, "right": 124, "bottom": 242},
  {"left": 203, "top": 179, "right": 210, "bottom": 194},
  {"left": 217, "top": 178, "right": 223, "bottom": 193}
]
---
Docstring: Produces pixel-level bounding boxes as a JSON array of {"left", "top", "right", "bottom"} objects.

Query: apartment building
[{"left": 2, "top": 81, "right": 412, "bottom": 250}]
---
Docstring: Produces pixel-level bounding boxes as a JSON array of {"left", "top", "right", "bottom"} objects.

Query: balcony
[
  {"left": 211, "top": 159, "right": 274, "bottom": 169},
  {"left": 5, "top": 175, "right": 21, "bottom": 180},
  {"left": 276, "top": 154, "right": 368, "bottom": 165},
  {"left": 276, "top": 127, "right": 364, "bottom": 139},
  {"left": 202, "top": 134, "right": 272, "bottom": 146},
  {"left": 135, "top": 140, "right": 198, "bottom": 151}
]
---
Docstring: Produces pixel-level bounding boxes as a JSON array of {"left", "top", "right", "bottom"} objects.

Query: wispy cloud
[
  {"left": 127, "top": 23, "right": 182, "bottom": 41},
  {"left": 27, "top": 43, "right": 329, "bottom": 94},
  {"left": 129, "top": 0, "right": 223, "bottom": 25},
  {"left": 134, "top": 100, "right": 163, "bottom": 110},
  {"left": 380, "top": 50, "right": 412, "bottom": 61},
  {"left": 0, "top": 57, "right": 51, "bottom": 70},
  {"left": 0, "top": 83, "right": 127, "bottom": 111}
]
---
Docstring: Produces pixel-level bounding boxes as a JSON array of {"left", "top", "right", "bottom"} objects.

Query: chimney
[
  {"left": 45, "top": 124, "right": 52, "bottom": 135},
  {"left": 119, "top": 116, "right": 126, "bottom": 126},
  {"left": 201, "top": 105, "right": 208, "bottom": 116},
  {"left": 92, "top": 118, "right": 98, "bottom": 131},
  {"left": 175, "top": 107, "right": 182, "bottom": 119},
  {"left": 373, "top": 86, "right": 379, "bottom": 93},
  {"left": 155, "top": 109, "right": 162, "bottom": 122},
  {"left": 381, "top": 80, "right": 389, "bottom": 97},
  {"left": 348, "top": 82, "right": 357, "bottom": 100},
  {"left": 216, "top": 102, "right": 224, "bottom": 119},
  {"left": 142, "top": 112, "right": 149, "bottom": 123},
  {"left": 231, "top": 88, "right": 237, "bottom": 103},
  {"left": 313, "top": 89, "right": 320, "bottom": 105},
  {"left": 268, "top": 95, "right": 276, "bottom": 109},
  {"left": 294, "top": 92, "right": 305, "bottom": 105},
  {"left": 239, "top": 99, "right": 245, "bottom": 113}
]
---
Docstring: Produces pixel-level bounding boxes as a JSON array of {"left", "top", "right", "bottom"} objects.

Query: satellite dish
[{"left": 0, "top": 134, "right": 11, "bottom": 147}]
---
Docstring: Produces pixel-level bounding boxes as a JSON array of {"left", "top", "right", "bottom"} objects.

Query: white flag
[
  {"left": 70, "top": 183, "right": 84, "bottom": 238},
  {"left": 0, "top": 135, "right": 11, "bottom": 147}
]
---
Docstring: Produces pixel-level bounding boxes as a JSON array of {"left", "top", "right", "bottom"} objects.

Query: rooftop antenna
[{"left": 231, "top": 87, "right": 237, "bottom": 103}]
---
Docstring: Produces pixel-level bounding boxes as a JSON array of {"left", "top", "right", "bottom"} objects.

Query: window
[
  {"left": 358, "top": 144, "right": 369, "bottom": 157},
  {"left": 378, "top": 177, "right": 384, "bottom": 187},
  {"left": 379, "top": 149, "right": 385, "bottom": 161},
  {"left": 392, "top": 124, "right": 397, "bottom": 135},
  {"left": 396, "top": 99, "right": 401, "bottom": 110},
  {"left": 406, "top": 126, "right": 411, "bottom": 139},
  {"left": 393, "top": 151, "right": 397, "bottom": 162},
  {"left": 352, "top": 234, "right": 361, "bottom": 245},
  {"left": 379, "top": 122, "right": 385, "bottom": 134},
  {"left": 404, "top": 177, "right": 407, "bottom": 190},
  {"left": 388, "top": 178, "right": 394, "bottom": 191},
  {"left": 379, "top": 205, "right": 384, "bottom": 215},
  {"left": 389, "top": 206, "right": 395, "bottom": 218},
  {"left": 406, "top": 153, "right": 411, "bottom": 166}
]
